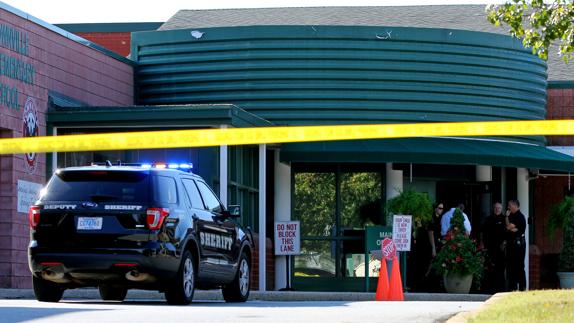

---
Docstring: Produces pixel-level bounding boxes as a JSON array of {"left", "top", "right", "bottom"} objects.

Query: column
[
  {"left": 386, "top": 163, "right": 403, "bottom": 200},
  {"left": 52, "top": 127, "right": 58, "bottom": 172},
  {"left": 258, "top": 144, "right": 266, "bottom": 291},
  {"left": 517, "top": 167, "right": 529, "bottom": 290},
  {"left": 476, "top": 165, "right": 492, "bottom": 182},
  {"left": 219, "top": 126, "right": 228, "bottom": 206},
  {"left": 274, "top": 150, "right": 291, "bottom": 290}
]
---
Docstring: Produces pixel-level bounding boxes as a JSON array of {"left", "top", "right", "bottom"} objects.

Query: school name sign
[{"left": 0, "top": 23, "right": 36, "bottom": 111}]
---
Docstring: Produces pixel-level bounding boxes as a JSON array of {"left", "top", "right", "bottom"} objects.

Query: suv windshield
[{"left": 42, "top": 170, "right": 150, "bottom": 203}]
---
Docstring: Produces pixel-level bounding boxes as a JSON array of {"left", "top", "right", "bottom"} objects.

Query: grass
[{"left": 468, "top": 289, "right": 574, "bottom": 323}]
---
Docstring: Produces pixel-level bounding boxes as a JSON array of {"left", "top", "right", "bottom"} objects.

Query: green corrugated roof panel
[
  {"left": 133, "top": 25, "right": 547, "bottom": 146},
  {"left": 280, "top": 137, "right": 574, "bottom": 172}
]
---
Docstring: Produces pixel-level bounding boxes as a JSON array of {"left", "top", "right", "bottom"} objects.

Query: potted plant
[
  {"left": 432, "top": 209, "right": 484, "bottom": 293},
  {"left": 549, "top": 195, "right": 574, "bottom": 288},
  {"left": 385, "top": 189, "right": 432, "bottom": 228}
]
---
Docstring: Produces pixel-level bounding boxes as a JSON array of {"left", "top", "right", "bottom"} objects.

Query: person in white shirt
[{"left": 440, "top": 203, "right": 472, "bottom": 236}]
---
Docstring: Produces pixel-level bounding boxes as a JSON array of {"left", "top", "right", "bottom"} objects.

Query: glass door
[{"left": 292, "top": 166, "right": 384, "bottom": 291}]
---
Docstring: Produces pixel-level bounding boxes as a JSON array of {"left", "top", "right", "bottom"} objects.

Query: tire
[
  {"left": 165, "top": 250, "right": 195, "bottom": 305},
  {"left": 222, "top": 252, "right": 250, "bottom": 302},
  {"left": 32, "top": 275, "right": 64, "bottom": 303},
  {"left": 98, "top": 285, "right": 128, "bottom": 301}
]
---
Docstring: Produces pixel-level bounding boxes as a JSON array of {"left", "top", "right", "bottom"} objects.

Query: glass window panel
[
  {"left": 196, "top": 180, "right": 222, "bottom": 213},
  {"left": 293, "top": 240, "right": 336, "bottom": 277},
  {"left": 154, "top": 175, "right": 177, "bottom": 204},
  {"left": 182, "top": 178, "right": 205, "bottom": 209},
  {"left": 293, "top": 172, "right": 336, "bottom": 237},
  {"left": 343, "top": 254, "right": 382, "bottom": 277},
  {"left": 340, "top": 172, "right": 382, "bottom": 228}
]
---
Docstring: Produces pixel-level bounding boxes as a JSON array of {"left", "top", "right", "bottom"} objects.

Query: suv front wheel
[
  {"left": 33, "top": 275, "right": 64, "bottom": 302},
  {"left": 165, "top": 250, "right": 195, "bottom": 305},
  {"left": 222, "top": 252, "right": 250, "bottom": 302}
]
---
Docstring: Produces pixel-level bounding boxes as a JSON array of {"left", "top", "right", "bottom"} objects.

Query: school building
[{"left": 2, "top": 3, "right": 574, "bottom": 291}]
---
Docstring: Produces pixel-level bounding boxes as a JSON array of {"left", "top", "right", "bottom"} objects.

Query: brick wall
[
  {"left": 0, "top": 7, "right": 133, "bottom": 288},
  {"left": 547, "top": 88, "right": 574, "bottom": 145},
  {"left": 527, "top": 88, "right": 574, "bottom": 289},
  {"left": 251, "top": 234, "right": 275, "bottom": 291},
  {"left": 75, "top": 32, "right": 131, "bottom": 57}
]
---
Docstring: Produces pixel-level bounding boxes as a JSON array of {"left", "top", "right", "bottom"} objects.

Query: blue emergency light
[{"left": 90, "top": 161, "right": 193, "bottom": 172}]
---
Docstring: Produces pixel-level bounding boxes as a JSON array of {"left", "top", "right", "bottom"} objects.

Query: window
[
  {"left": 182, "top": 178, "right": 205, "bottom": 209},
  {"left": 43, "top": 170, "right": 149, "bottom": 202},
  {"left": 196, "top": 181, "right": 222, "bottom": 213},
  {"left": 154, "top": 176, "right": 177, "bottom": 204}
]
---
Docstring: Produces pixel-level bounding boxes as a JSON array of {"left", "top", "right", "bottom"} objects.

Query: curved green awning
[{"left": 280, "top": 137, "right": 574, "bottom": 172}]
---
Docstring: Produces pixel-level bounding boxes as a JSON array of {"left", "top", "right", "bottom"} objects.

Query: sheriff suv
[{"left": 28, "top": 163, "right": 252, "bottom": 305}]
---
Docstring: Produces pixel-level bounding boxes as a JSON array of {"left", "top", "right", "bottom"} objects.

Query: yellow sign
[{"left": 2, "top": 119, "right": 574, "bottom": 155}]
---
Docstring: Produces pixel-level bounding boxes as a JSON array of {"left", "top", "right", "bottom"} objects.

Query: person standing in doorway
[
  {"left": 482, "top": 202, "right": 508, "bottom": 293},
  {"left": 425, "top": 202, "right": 444, "bottom": 291},
  {"left": 506, "top": 199, "right": 526, "bottom": 291},
  {"left": 441, "top": 203, "right": 471, "bottom": 237}
]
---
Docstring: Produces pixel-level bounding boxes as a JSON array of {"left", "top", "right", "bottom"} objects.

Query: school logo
[{"left": 23, "top": 97, "right": 39, "bottom": 174}]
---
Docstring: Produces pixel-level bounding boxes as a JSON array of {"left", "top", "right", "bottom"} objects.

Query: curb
[
  {"left": 447, "top": 292, "right": 507, "bottom": 322},
  {"left": 0, "top": 288, "right": 491, "bottom": 302}
]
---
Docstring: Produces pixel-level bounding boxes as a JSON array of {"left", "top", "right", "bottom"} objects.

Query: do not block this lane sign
[{"left": 274, "top": 221, "right": 301, "bottom": 255}]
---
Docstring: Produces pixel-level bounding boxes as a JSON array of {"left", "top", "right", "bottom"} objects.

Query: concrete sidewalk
[{"left": 0, "top": 288, "right": 490, "bottom": 302}]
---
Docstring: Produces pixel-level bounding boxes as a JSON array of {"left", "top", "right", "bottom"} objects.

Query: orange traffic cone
[
  {"left": 375, "top": 259, "right": 389, "bottom": 301},
  {"left": 388, "top": 256, "right": 404, "bottom": 301}
]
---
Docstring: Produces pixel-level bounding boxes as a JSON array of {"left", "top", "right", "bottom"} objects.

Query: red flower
[{"left": 455, "top": 256, "right": 462, "bottom": 263}]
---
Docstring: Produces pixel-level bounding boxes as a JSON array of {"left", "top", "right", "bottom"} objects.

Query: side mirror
[{"left": 226, "top": 205, "right": 241, "bottom": 218}]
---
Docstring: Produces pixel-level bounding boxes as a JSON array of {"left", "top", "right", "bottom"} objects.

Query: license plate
[{"left": 77, "top": 217, "right": 103, "bottom": 230}]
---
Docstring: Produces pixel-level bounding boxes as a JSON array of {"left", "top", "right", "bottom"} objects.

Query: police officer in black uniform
[
  {"left": 482, "top": 202, "right": 508, "bottom": 293},
  {"left": 506, "top": 199, "right": 527, "bottom": 291}
]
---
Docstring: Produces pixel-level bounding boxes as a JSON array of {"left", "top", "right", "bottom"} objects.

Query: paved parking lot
[{"left": 0, "top": 299, "right": 483, "bottom": 323}]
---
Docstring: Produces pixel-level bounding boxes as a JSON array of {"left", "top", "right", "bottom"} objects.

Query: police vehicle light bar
[{"left": 91, "top": 161, "right": 193, "bottom": 172}]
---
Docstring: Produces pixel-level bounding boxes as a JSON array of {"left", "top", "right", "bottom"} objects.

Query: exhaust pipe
[
  {"left": 41, "top": 270, "right": 70, "bottom": 283},
  {"left": 125, "top": 270, "right": 154, "bottom": 282}
]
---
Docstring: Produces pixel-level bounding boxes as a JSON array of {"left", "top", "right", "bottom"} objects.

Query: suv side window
[
  {"left": 154, "top": 175, "right": 178, "bottom": 204},
  {"left": 182, "top": 178, "right": 205, "bottom": 209},
  {"left": 196, "top": 180, "right": 222, "bottom": 213}
]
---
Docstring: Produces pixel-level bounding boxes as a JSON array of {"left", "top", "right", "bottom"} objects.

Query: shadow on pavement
[{"left": 0, "top": 307, "right": 110, "bottom": 323}]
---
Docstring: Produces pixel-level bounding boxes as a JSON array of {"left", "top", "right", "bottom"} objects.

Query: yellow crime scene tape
[{"left": 4, "top": 119, "right": 574, "bottom": 155}]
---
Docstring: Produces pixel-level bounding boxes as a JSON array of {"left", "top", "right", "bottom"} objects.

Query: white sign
[
  {"left": 392, "top": 215, "right": 412, "bottom": 251},
  {"left": 274, "top": 221, "right": 301, "bottom": 255},
  {"left": 17, "top": 180, "right": 42, "bottom": 213}
]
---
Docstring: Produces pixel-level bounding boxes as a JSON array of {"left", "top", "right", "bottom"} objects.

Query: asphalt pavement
[
  {"left": 0, "top": 299, "right": 484, "bottom": 323},
  {"left": 0, "top": 288, "right": 491, "bottom": 302}
]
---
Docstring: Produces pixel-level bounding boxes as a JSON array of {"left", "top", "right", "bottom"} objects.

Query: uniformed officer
[
  {"left": 481, "top": 202, "right": 507, "bottom": 293},
  {"left": 505, "top": 199, "right": 526, "bottom": 291}
]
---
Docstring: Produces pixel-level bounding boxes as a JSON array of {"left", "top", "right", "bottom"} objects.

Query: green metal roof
[
  {"left": 48, "top": 104, "right": 273, "bottom": 128},
  {"left": 133, "top": 25, "right": 547, "bottom": 146},
  {"left": 280, "top": 137, "right": 574, "bottom": 172}
]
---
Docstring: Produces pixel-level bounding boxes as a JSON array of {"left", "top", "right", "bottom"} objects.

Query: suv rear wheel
[
  {"left": 99, "top": 285, "right": 128, "bottom": 301},
  {"left": 222, "top": 252, "right": 250, "bottom": 302},
  {"left": 33, "top": 275, "right": 64, "bottom": 302},
  {"left": 165, "top": 250, "right": 195, "bottom": 305}
]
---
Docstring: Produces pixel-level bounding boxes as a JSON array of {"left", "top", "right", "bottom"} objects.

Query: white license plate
[{"left": 77, "top": 217, "right": 103, "bottom": 230}]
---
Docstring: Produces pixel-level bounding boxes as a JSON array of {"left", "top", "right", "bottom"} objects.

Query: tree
[{"left": 486, "top": 0, "right": 574, "bottom": 61}]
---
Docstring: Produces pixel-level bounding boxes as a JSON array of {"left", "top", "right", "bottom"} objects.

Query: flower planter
[
  {"left": 557, "top": 272, "right": 574, "bottom": 289},
  {"left": 443, "top": 273, "right": 473, "bottom": 294}
]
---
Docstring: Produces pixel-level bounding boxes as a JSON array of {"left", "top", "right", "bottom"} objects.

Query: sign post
[
  {"left": 364, "top": 226, "right": 393, "bottom": 291},
  {"left": 274, "top": 221, "right": 300, "bottom": 291}
]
